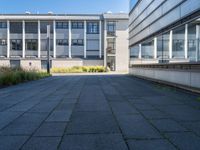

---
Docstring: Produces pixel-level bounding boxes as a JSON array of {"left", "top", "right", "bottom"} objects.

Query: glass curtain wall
[
  {"left": 157, "top": 32, "right": 170, "bottom": 60},
  {"left": 130, "top": 45, "right": 139, "bottom": 58},
  {"left": 107, "top": 38, "right": 116, "bottom": 54},
  {"left": 188, "top": 23, "right": 196, "bottom": 61},
  {"left": 141, "top": 39, "right": 154, "bottom": 59},
  {"left": 172, "top": 25, "right": 185, "bottom": 58}
]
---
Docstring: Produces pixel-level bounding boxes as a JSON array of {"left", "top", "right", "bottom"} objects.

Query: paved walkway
[{"left": 0, "top": 75, "right": 200, "bottom": 150}]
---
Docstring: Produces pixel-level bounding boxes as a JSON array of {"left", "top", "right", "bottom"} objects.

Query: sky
[{"left": 0, "top": 0, "right": 133, "bottom": 14}]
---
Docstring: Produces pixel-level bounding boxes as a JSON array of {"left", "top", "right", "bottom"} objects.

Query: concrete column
[
  {"left": 99, "top": 20, "right": 102, "bottom": 58},
  {"left": 53, "top": 20, "right": 56, "bottom": 58},
  {"left": 169, "top": 30, "right": 173, "bottom": 59},
  {"left": 68, "top": 20, "right": 72, "bottom": 58},
  {"left": 196, "top": 25, "right": 200, "bottom": 62},
  {"left": 38, "top": 20, "right": 41, "bottom": 58},
  {"left": 22, "top": 20, "right": 25, "bottom": 58},
  {"left": 7, "top": 20, "right": 10, "bottom": 58},
  {"left": 139, "top": 44, "right": 142, "bottom": 59},
  {"left": 84, "top": 21, "right": 87, "bottom": 58},
  {"left": 185, "top": 24, "right": 188, "bottom": 59},
  {"left": 104, "top": 20, "right": 107, "bottom": 67},
  {"left": 154, "top": 37, "right": 157, "bottom": 59}
]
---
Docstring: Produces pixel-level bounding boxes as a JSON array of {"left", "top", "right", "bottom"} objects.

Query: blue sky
[{"left": 0, "top": 0, "right": 133, "bottom": 14}]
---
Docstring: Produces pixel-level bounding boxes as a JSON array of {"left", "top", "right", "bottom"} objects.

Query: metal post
[
  {"left": 104, "top": 20, "right": 107, "bottom": 68},
  {"left": 38, "top": 20, "right": 41, "bottom": 58},
  {"left": 47, "top": 25, "right": 51, "bottom": 73},
  {"left": 99, "top": 20, "right": 102, "bottom": 58},
  {"left": 22, "top": 20, "right": 25, "bottom": 58},
  {"left": 68, "top": 20, "right": 72, "bottom": 58},
  {"left": 7, "top": 20, "right": 10, "bottom": 58},
  {"left": 84, "top": 20, "right": 87, "bottom": 58}
]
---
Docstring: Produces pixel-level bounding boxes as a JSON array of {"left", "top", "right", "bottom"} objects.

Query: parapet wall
[{"left": 129, "top": 63, "right": 200, "bottom": 92}]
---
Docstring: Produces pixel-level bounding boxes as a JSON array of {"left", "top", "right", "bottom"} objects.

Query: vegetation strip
[
  {"left": 0, "top": 67, "right": 51, "bottom": 86},
  {"left": 51, "top": 66, "right": 108, "bottom": 73}
]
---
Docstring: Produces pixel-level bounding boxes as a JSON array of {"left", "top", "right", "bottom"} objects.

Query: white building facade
[
  {"left": 129, "top": 0, "right": 200, "bottom": 65},
  {"left": 0, "top": 13, "right": 129, "bottom": 72}
]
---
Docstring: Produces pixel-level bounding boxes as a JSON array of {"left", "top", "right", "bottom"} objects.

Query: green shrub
[
  {"left": 0, "top": 67, "right": 51, "bottom": 86},
  {"left": 51, "top": 66, "right": 107, "bottom": 73}
]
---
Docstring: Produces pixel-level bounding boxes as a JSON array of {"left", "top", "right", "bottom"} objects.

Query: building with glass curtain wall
[
  {"left": 129, "top": 0, "right": 200, "bottom": 65},
  {"left": 0, "top": 13, "right": 129, "bottom": 72}
]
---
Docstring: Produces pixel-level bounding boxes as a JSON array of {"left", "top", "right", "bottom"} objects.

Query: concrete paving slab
[
  {"left": 0, "top": 75, "right": 199, "bottom": 149},
  {"left": 59, "top": 134, "right": 128, "bottom": 150}
]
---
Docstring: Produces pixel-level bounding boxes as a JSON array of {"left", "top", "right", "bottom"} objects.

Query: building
[
  {"left": 0, "top": 13, "right": 129, "bottom": 72},
  {"left": 129, "top": 0, "right": 200, "bottom": 65}
]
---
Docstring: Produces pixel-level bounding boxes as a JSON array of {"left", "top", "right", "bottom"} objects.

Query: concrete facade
[{"left": 0, "top": 13, "right": 129, "bottom": 72}]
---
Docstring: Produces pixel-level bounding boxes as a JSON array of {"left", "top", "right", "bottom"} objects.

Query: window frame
[
  {"left": 10, "top": 39, "right": 23, "bottom": 51},
  {"left": 107, "top": 21, "right": 116, "bottom": 36},
  {"left": 72, "top": 22, "right": 84, "bottom": 29},
  {"left": 56, "top": 39, "right": 69, "bottom": 46},
  {"left": 0, "top": 22, "right": 7, "bottom": 29},
  {"left": 72, "top": 39, "right": 84, "bottom": 46},
  {"left": 87, "top": 22, "right": 99, "bottom": 34},
  {"left": 25, "top": 39, "right": 38, "bottom": 51},
  {"left": 56, "top": 22, "right": 68, "bottom": 29},
  {"left": 0, "top": 39, "right": 7, "bottom": 46}
]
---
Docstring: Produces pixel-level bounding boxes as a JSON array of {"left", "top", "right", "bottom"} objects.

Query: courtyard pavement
[{"left": 0, "top": 74, "right": 200, "bottom": 150}]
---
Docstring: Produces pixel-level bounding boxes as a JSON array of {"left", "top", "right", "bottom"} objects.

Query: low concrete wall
[
  {"left": 52, "top": 59, "right": 104, "bottom": 68},
  {"left": 0, "top": 60, "right": 10, "bottom": 67},
  {"left": 129, "top": 67, "right": 200, "bottom": 90},
  {"left": 21, "top": 60, "right": 41, "bottom": 70}
]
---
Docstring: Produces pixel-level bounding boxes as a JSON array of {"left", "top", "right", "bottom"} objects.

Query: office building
[
  {"left": 0, "top": 13, "right": 129, "bottom": 71},
  {"left": 129, "top": 0, "right": 200, "bottom": 65}
]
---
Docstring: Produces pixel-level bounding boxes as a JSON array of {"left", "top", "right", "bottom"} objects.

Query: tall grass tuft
[{"left": 0, "top": 67, "right": 51, "bottom": 86}]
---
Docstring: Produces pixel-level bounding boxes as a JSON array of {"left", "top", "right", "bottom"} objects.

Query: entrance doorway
[{"left": 107, "top": 56, "right": 116, "bottom": 71}]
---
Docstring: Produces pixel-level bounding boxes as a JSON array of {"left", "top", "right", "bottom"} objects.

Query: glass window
[
  {"left": 25, "top": 22, "right": 38, "bottom": 34},
  {"left": 40, "top": 22, "right": 53, "bottom": 34},
  {"left": 72, "top": 22, "right": 84, "bottom": 29},
  {"left": 107, "top": 38, "right": 116, "bottom": 54},
  {"left": 56, "top": 39, "right": 68, "bottom": 46},
  {"left": 41, "top": 39, "right": 53, "bottom": 51},
  {"left": 130, "top": 45, "right": 139, "bottom": 58},
  {"left": 10, "top": 22, "right": 22, "bottom": 34},
  {"left": 72, "top": 39, "right": 84, "bottom": 46},
  {"left": 107, "top": 21, "right": 116, "bottom": 36},
  {"left": 157, "top": 32, "right": 170, "bottom": 60},
  {"left": 142, "top": 40, "right": 154, "bottom": 59},
  {"left": 188, "top": 23, "right": 197, "bottom": 61},
  {"left": 26, "top": 39, "right": 38, "bottom": 51},
  {"left": 87, "top": 22, "right": 99, "bottom": 34},
  {"left": 0, "top": 39, "right": 7, "bottom": 46},
  {"left": 172, "top": 25, "right": 185, "bottom": 58},
  {"left": 0, "top": 22, "right": 7, "bottom": 28},
  {"left": 10, "top": 39, "right": 22, "bottom": 50},
  {"left": 56, "top": 22, "right": 68, "bottom": 29}
]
